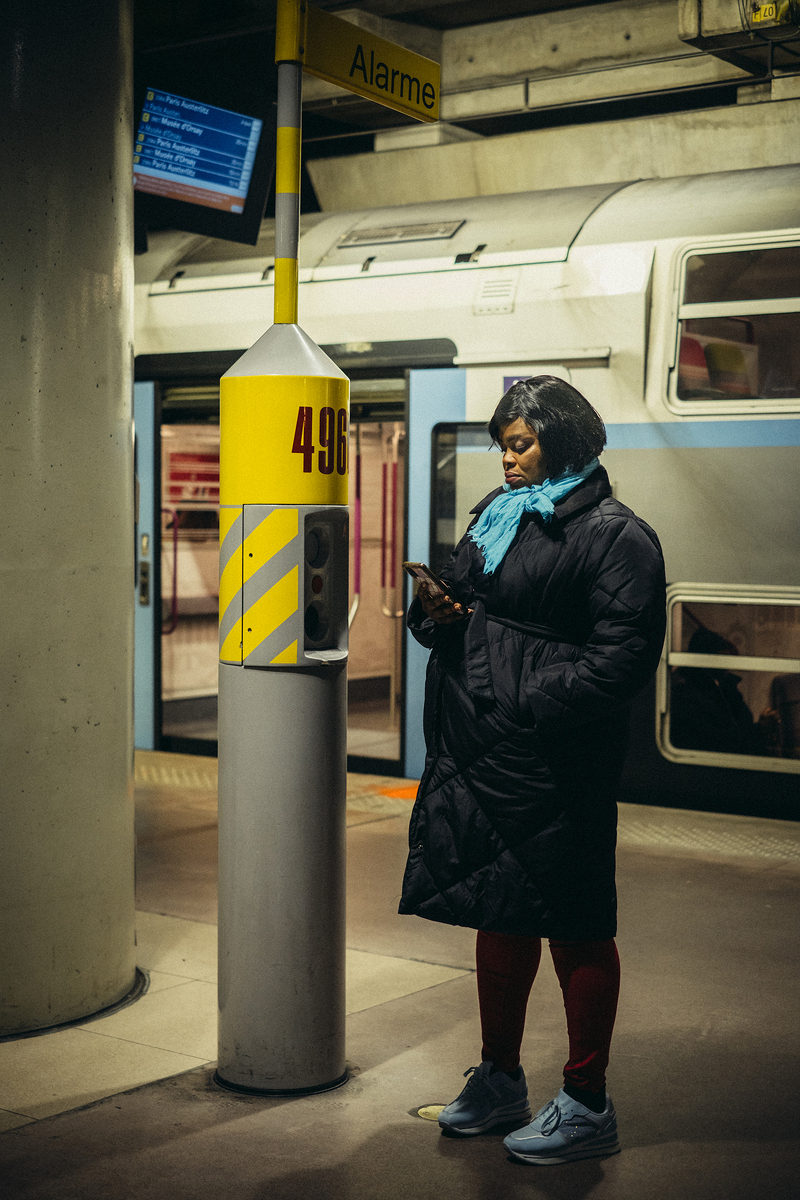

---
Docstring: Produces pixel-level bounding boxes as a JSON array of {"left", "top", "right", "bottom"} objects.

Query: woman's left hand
[{"left": 417, "top": 582, "right": 471, "bottom": 625}]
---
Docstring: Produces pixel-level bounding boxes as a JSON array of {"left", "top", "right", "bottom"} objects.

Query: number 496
[{"left": 292, "top": 406, "right": 347, "bottom": 475}]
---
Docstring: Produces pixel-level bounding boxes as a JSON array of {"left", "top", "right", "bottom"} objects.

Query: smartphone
[{"left": 402, "top": 561, "right": 449, "bottom": 597}]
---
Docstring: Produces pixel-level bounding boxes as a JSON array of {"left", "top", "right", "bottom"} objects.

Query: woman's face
[{"left": 499, "top": 418, "right": 549, "bottom": 488}]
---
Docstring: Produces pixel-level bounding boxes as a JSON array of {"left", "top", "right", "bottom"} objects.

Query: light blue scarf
[{"left": 469, "top": 459, "right": 600, "bottom": 574}]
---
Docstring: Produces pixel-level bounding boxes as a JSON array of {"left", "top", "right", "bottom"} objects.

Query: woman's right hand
[{"left": 417, "top": 582, "right": 470, "bottom": 625}]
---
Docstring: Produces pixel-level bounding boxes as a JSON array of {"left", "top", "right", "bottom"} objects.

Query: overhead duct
[{"left": 678, "top": 0, "right": 800, "bottom": 74}]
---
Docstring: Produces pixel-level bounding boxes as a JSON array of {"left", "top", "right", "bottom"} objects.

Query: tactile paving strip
[
  {"left": 134, "top": 754, "right": 800, "bottom": 862},
  {"left": 133, "top": 754, "right": 411, "bottom": 814},
  {"left": 344, "top": 792, "right": 413, "bottom": 817},
  {"left": 135, "top": 754, "right": 218, "bottom": 791},
  {"left": 617, "top": 817, "right": 800, "bottom": 862}
]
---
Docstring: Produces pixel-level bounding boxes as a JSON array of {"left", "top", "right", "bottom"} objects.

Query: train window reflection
[
  {"left": 675, "top": 244, "right": 800, "bottom": 409},
  {"left": 660, "top": 591, "right": 800, "bottom": 772},
  {"left": 431, "top": 423, "right": 494, "bottom": 575},
  {"left": 684, "top": 246, "right": 800, "bottom": 304}
]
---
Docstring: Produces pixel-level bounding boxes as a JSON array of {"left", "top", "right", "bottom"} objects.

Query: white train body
[{"left": 135, "top": 163, "right": 800, "bottom": 811}]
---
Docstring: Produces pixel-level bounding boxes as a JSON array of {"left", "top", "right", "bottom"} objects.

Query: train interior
[
  {"left": 137, "top": 373, "right": 409, "bottom": 774},
  {"left": 677, "top": 246, "right": 800, "bottom": 404}
]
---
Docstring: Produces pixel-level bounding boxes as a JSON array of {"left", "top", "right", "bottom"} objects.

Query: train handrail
[
  {"left": 349, "top": 425, "right": 361, "bottom": 628},
  {"left": 161, "top": 506, "right": 179, "bottom": 635},
  {"left": 381, "top": 427, "right": 404, "bottom": 619}
]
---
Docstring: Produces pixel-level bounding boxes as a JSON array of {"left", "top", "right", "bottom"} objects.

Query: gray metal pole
[
  {"left": 217, "top": 659, "right": 347, "bottom": 1092},
  {"left": 0, "top": 0, "right": 136, "bottom": 1034}
]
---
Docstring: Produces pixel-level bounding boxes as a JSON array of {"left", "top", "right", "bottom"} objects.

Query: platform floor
[{"left": 1, "top": 751, "right": 799, "bottom": 1198}]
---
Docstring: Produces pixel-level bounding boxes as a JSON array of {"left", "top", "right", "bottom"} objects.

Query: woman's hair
[{"left": 488, "top": 375, "right": 606, "bottom": 477}]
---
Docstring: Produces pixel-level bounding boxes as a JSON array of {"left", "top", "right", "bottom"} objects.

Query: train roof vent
[
  {"left": 473, "top": 271, "right": 520, "bottom": 316},
  {"left": 338, "top": 220, "right": 464, "bottom": 247}
]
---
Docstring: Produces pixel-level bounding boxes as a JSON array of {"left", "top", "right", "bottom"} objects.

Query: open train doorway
[
  {"left": 347, "top": 410, "right": 406, "bottom": 771},
  {"left": 346, "top": 380, "right": 407, "bottom": 773},
  {"left": 134, "top": 366, "right": 409, "bottom": 772},
  {"left": 160, "top": 415, "right": 220, "bottom": 751}
]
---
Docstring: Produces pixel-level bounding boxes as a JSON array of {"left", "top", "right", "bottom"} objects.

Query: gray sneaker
[
  {"left": 503, "top": 1088, "right": 620, "bottom": 1164},
  {"left": 438, "top": 1062, "right": 531, "bottom": 1136}
]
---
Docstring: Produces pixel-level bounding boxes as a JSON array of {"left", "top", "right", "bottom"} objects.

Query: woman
[{"left": 400, "top": 376, "right": 666, "bottom": 1166}]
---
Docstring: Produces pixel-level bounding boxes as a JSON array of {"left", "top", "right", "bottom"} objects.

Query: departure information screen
[{"left": 133, "top": 88, "right": 263, "bottom": 214}]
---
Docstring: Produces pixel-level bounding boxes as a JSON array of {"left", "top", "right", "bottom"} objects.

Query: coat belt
[{"left": 463, "top": 599, "right": 581, "bottom": 703}]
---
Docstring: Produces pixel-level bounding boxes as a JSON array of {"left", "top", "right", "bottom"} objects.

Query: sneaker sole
[
  {"left": 439, "top": 1105, "right": 532, "bottom": 1137},
  {"left": 507, "top": 1134, "right": 620, "bottom": 1165}
]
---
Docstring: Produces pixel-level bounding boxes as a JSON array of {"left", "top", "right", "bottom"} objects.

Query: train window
[
  {"left": 431, "top": 423, "right": 494, "bottom": 575},
  {"left": 683, "top": 247, "right": 800, "bottom": 304},
  {"left": 658, "top": 585, "right": 800, "bottom": 775},
  {"left": 673, "top": 244, "right": 800, "bottom": 412}
]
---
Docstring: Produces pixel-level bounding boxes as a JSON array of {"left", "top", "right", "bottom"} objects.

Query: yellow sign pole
[
  {"left": 272, "top": 0, "right": 441, "bottom": 323},
  {"left": 273, "top": 0, "right": 304, "bottom": 324}
]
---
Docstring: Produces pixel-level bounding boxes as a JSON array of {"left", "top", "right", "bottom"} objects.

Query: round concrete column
[{"left": 0, "top": 0, "right": 136, "bottom": 1034}]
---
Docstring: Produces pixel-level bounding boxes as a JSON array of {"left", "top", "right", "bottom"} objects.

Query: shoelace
[
  {"left": 536, "top": 1099, "right": 600, "bottom": 1138},
  {"left": 460, "top": 1066, "right": 482, "bottom": 1093},
  {"left": 536, "top": 1100, "right": 561, "bottom": 1136}
]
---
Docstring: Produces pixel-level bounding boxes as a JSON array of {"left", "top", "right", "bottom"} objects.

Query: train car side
[{"left": 134, "top": 163, "right": 800, "bottom": 815}]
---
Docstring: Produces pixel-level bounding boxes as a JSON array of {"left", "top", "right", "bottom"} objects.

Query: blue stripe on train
[{"left": 604, "top": 420, "right": 800, "bottom": 450}]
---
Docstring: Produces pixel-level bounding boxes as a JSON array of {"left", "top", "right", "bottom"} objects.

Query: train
[{"left": 133, "top": 160, "right": 800, "bottom": 819}]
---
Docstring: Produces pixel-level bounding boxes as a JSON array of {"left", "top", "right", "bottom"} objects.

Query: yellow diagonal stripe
[
  {"left": 271, "top": 640, "right": 298, "bottom": 665},
  {"left": 219, "top": 508, "right": 243, "bottom": 626},
  {"left": 219, "top": 507, "right": 241, "bottom": 542},
  {"left": 243, "top": 508, "right": 298, "bottom": 583},
  {"left": 220, "top": 618, "right": 243, "bottom": 664},
  {"left": 220, "top": 553, "right": 242, "bottom": 617},
  {"left": 219, "top": 506, "right": 243, "bottom": 664},
  {"left": 243, "top": 565, "right": 299, "bottom": 659}
]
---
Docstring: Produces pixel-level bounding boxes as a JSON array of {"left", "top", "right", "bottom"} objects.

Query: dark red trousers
[{"left": 476, "top": 930, "right": 620, "bottom": 1092}]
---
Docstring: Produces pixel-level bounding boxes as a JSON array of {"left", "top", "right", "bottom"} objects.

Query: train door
[
  {"left": 403, "top": 368, "right": 468, "bottom": 779},
  {"left": 159, "top": 411, "right": 220, "bottom": 752},
  {"left": 134, "top": 370, "right": 415, "bottom": 772},
  {"left": 346, "top": 380, "right": 407, "bottom": 773},
  {"left": 133, "top": 378, "right": 221, "bottom": 755},
  {"left": 134, "top": 382, "right": 159, "bottom": 750}
]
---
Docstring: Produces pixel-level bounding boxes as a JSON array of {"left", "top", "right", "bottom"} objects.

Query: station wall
[{"left": 308, "top": 94, "right": 800, "bottom": 210}]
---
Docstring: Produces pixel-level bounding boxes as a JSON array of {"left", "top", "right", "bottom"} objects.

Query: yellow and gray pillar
[
  {"left": 217, "top": 324, "right": 349, "bottom": 1094},
  {"left": 216, "top": 5, "right": 350, "bottom": 1089}
]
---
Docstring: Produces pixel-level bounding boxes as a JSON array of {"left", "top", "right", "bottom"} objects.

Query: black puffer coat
[{"left": 399, "top": 466, "right": 666, "bottom": 940}]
